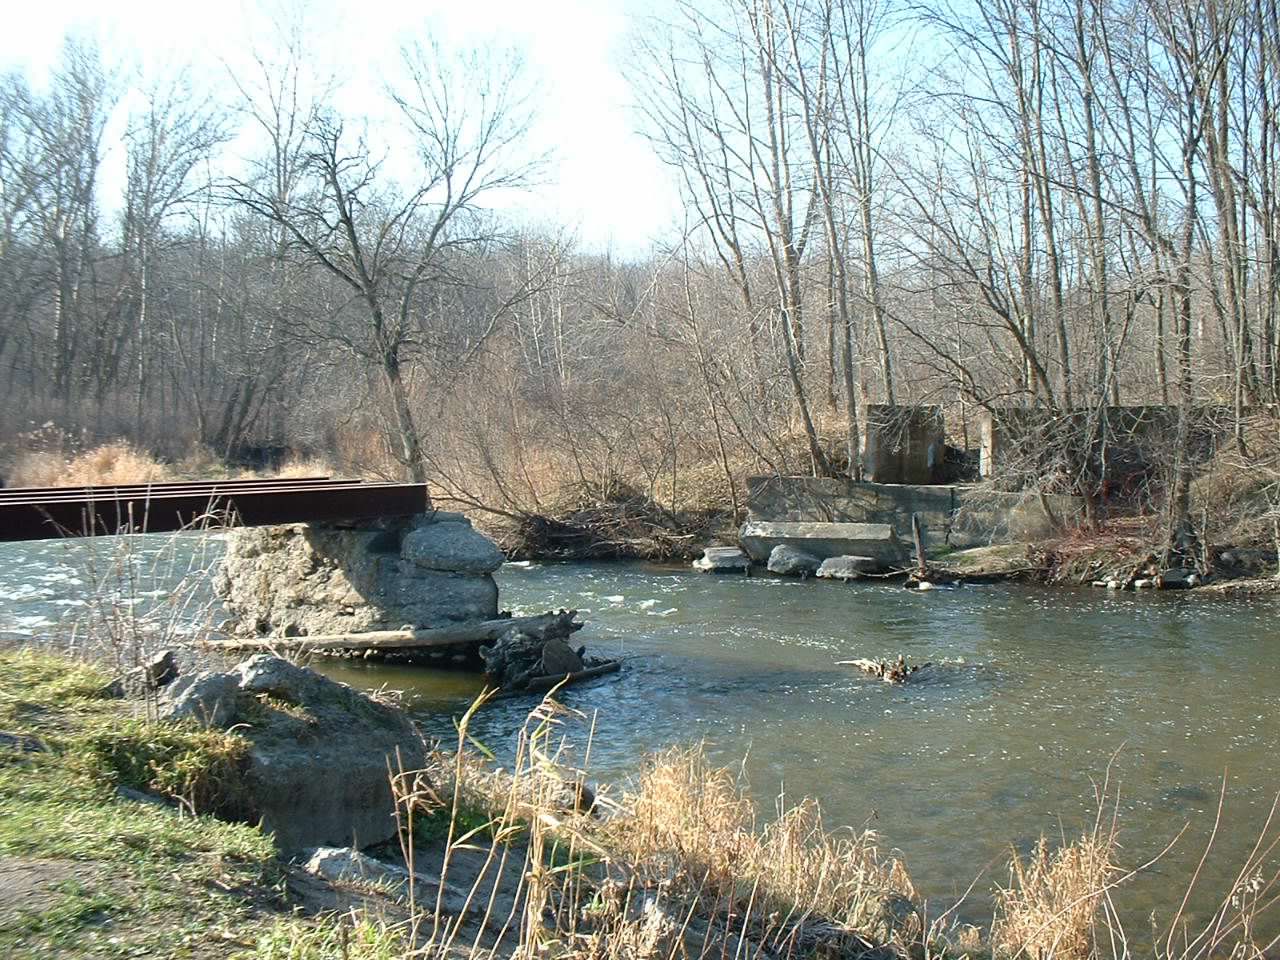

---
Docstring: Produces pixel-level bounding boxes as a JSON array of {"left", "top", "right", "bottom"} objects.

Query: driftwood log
[
  {"left": 521, "top": 659, "right": 623, "bottom": 694},
  {"left": 837, "top": 655, "right": 933, "bottom": 684},
  {"left": 203, "top": 610, "right": 583, "bottom": 654}
]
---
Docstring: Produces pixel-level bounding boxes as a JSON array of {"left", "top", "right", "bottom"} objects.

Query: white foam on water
[
  {"left": 36, "top": 571, "right": 78, "bottom": 583},
  {"left": 12, "top": 615, "right": 52, "bottom": 629},
  {"left": 638, "top": 599, "right": 659, "bottom": 609},
  {"left": 605, "top": 595, "right": 624, "bottom": 603},
  {"left": 3, "top": 585, "right": 53, "bottom": 601},
  {"left": 648, "top": 608, "right": 678, "bottom": 617}
]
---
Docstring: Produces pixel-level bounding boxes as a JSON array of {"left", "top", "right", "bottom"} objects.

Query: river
[{"left": 2, "top": 532, "right": 1278, "bottom": 933}]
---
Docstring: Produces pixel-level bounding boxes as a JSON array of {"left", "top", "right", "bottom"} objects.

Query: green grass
[
  {"left": 253, "top": 916, "right": 409, "bottom": 960},
  {"left": 0, "top": 649, "right": 302, "bottom": 958}
]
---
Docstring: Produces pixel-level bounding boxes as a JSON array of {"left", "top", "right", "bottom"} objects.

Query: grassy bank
[{"left": 0, "top": 650, "right": 410, "bottom": 958}]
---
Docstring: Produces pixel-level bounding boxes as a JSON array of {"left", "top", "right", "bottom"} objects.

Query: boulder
[
  {"left": 767, "top": 544, "right": 821, "bottom": 577},
  {"left": 99, "top": 649, "right": 179, "bottom": 699},
  {"left": 739, "top": 520, "right": 905, "bottom": 566},
  {"left": 692, "top": 546, "right": 751, "bottom": 573},
  {"left": 401, "top": 514, "right": 506, "bottom": 574},
  {"left": 302, "top": 846, "right": 470, "bottom": 913},
  {"left": 303, "top": 846, "right": 408, "bottom": 886},
  {"left": 160, "top": 655, "right": 426, "bottom": 854},
  {"left": 816, "top": 555, "right": 880, "bottom": 580},
  {"left": 1159, "top": 568, "right": 1201, "bottom": 589},
  {"left": 1218, "top": 548, "right": 1276, "bottom": 572},
  {"left": 165, "top": 671, "right": 241, "bottom": 728}
]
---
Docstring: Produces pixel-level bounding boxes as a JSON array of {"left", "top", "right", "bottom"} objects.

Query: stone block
[
  {"left": 739, "top": 520, "right": 905, "bottom": 565},
  {"left": 692, "top": 546, "right": 751, "bottom": 573}
]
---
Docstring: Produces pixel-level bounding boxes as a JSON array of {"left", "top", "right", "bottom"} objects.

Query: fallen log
[
  {"left": 520, "top": 659, "right": 623, "bottom": 694},
  {"left": 203, "top": 610, "right": 583, "bottom": 654}
]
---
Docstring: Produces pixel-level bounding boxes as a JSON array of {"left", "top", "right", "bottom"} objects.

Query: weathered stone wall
[
  {"left": 861, "top": 404, "right": 946, "bottom": 485},
  {"left": 214, "top": 511, "right": 505, "bottom": 638},
  {"left": 745, "top": 476, "right": 1082, "bottom": 548}
]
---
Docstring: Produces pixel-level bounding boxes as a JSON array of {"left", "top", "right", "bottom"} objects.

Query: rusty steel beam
[
  {"left": 0, "top": 476, "right": 352, "bottom": 500},
  {"left": 0, "top": 480, "right": 369, "bottom": 505},
  {"left": 0, "top": 481, "right": 430, "bottom": 542}
]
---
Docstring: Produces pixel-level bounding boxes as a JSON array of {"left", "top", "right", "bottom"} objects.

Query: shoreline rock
[
  {"left": 767, "top": 544, "right": 821, "bottom": 577},
  {"left": 692, "top": 546, "right": 751, "bottom": 573},
  {"left": 160, "top": 655, "right": 427, "bottom": 854},
  {"left": 816, "top": 555, "right": 880, "bottom": 581}
]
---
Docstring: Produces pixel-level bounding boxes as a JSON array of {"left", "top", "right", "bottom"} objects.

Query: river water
[{"left": 3, "top": 533, "right": 1278, "bottom": 932}]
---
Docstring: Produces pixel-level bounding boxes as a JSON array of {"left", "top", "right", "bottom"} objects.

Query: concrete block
[{"left": 739, "top": 520, "right": 905, "bottom": 565}]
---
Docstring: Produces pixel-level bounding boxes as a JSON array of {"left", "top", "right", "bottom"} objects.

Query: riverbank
[
  {"left": 0, "top": 647, "right": 922, "bottom": 958},
  {"left": 5, "top": 644, "right": 1275, "bottom": 960}
]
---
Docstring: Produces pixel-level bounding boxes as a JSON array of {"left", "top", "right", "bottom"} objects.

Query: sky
[{"left": 0, "top": 0, "right": 684, "bottom": 256}]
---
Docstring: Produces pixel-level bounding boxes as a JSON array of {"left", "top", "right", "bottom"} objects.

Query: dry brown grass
[
  {"left": 1191, "top": 416, "right": 1280, "bottom": 546},
  {"left": 396, "top": 696, "right": 920, "bottom": 960},
  {"left": 992, "top": 835, "right": 1116, "bottom": 960},
  {"left": 11, "top": 441, "right": 174, "bottom": 487},
  {"left": 272, "top": 455, "right": 341, "bottom": 479},
  {"left": 606, "top": 745, "right": 916, "bottom": 940}
]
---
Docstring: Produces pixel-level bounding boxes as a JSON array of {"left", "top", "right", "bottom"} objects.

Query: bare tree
[{"left": 229, "top": 40, "right": 542, "bottom": 485}]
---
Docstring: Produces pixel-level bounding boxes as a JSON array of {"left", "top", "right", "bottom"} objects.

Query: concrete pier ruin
[
  {"left": 744, "top": 476, "right": 1082, "bottom": 550},
  {"left": 213, "top": 510, "right": 506, "bottom": 639},
  {"left": 860, "top": 404, "right": 946, "bottom": 485}
]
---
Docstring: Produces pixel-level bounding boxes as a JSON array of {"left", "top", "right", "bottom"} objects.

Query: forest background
[{"left": 3, "top": 0, "right": 1279, "bottom": 556}]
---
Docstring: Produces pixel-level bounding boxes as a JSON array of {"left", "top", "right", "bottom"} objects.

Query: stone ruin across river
[{"left": 700, "top": 402, "right": 1232, "bottom": 579}]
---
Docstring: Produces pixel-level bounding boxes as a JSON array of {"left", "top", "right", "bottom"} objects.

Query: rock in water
[
  {"left": 160, "top": 655, "right": 426, "bottom": 854},
  {"left": 739, "top": 520, "right": 905, "bottom": 566},
  {"left": 816, "top": 555, "right": 880, "bottom": 580},
  {"left": 540, "top": 637, "right": 585, "bottom": 676},
  {"left": 1159, "top": 567, "right": 1199, "bottom": 589},
  {"left": 692, "top": 546, "right": 751, "bottom": 573},
  {"left": 767, "top": 544, "right": 821, "bottom": 577}
]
